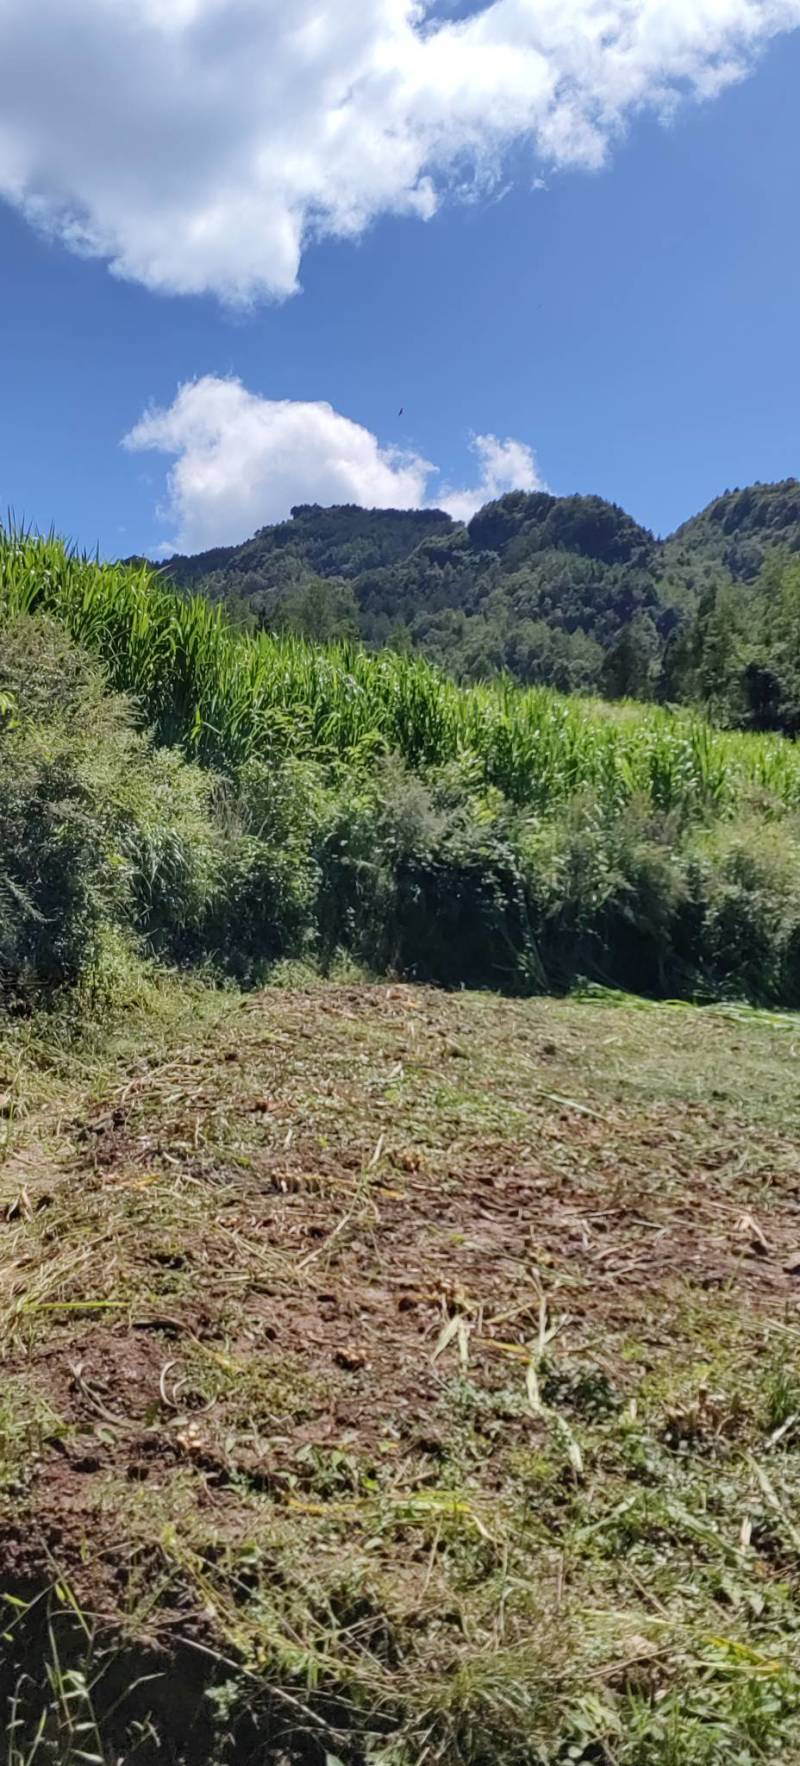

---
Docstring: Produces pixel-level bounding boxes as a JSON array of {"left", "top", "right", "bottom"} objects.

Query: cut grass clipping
[{"left": 0, "top": 978, "right": 799, "bottom": 1762}]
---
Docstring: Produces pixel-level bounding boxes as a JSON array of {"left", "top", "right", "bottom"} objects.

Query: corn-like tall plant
[{"left": 3, "top": 526, "right": 800, "bottom": 821}]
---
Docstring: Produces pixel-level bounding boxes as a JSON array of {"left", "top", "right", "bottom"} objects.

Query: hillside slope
[
  {"left": 157, "top": 479, "right": 800, "bottom": 698},
  {"left": 164, "top": 503, "right": 454, "bottom": 588},
  {"left": 159, "top": 492, "right": 669, "bottom": 692},
  {"left": 666, "top": 479, "right": 800, "bottom": 586}
]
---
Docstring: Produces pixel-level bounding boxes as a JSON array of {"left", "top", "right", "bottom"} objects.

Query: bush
[
  {"left": 0, "top": 619, "right": 223, "bottom": 1000},
  {"left": 520, "top": 794, "right": 686, "bottom": 994},
  {"left": 680, "top": 818, "right": 800, "bottom": 1004},
  {"left": 0, "top": 730, "right": 120, "bottom": 997},
  {"left": 0, "top": 620, "right": 131, "bottom": 997},
  {"left": 315, "top": 757, "right": 540, "bottom": 991},
  {"left": 202, "top": 758, "right": 321, "bottom": 980},
  {"left": 315, "top": 779, "right": 397, "bottom": 975}
]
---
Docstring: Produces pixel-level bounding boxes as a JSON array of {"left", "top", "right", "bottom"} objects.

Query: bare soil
[{"left": 1, "top": 984, "right": 799, "bottom": 1763}]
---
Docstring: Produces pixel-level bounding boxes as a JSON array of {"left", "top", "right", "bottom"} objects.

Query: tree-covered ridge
[
  {"left": 164, "top": 503, "right": 454, "bottom": 586},
  {"left": 157, "top": 478, "right": 800, "bottom": 726},
  {"left": 466, "top": 489, "right": 656, "bottom": 567},
  {"left": 667, "top": 478, "right": 800, "bottom": 583},
  {"left": 159, "top": 491, "right": 669, "bottom": 694}
]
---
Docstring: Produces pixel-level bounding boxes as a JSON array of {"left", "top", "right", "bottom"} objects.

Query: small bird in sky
[{"left": 398, "top": 406, "right": 404, "bottom": 416}]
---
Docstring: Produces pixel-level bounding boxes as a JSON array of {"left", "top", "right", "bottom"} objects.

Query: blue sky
[{"left": 1, "top": 2, "right": 799, "bottom": 556}]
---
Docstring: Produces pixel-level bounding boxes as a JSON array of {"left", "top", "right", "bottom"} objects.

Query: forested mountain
[
  {"left": 165, "top": 503, "right": 453, "bottom": 586},
  {"left": 665, "top": 479, "right": 800, "bottom": 585},
  {"left": 157, "top": 478, "right": 800, "bottom": 726}
]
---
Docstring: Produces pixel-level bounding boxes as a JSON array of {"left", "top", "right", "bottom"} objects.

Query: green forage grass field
[{"left": 3, "top": 528, "right": 800, "bottom": 812}]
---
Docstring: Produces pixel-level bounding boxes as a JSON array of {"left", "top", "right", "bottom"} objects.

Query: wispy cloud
[{"left": 439, "top": 434, "right": 546, "bottom": 523}]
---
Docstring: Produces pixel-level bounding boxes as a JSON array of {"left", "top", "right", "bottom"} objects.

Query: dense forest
[{"left": 158, "top": 478, "right": 800, "bottom": 731}]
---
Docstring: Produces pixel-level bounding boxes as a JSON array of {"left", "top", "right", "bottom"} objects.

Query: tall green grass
[{"left": 3, "top": 528, "right": 800, "bottom": 818}]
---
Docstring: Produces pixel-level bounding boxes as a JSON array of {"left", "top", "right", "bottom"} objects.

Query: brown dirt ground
[
  {"left": 1, "top": 984, "right": 798, "bottom": 1633},
  {"left": 0, "top": 988, "right": 794, "bottom": 1766}
]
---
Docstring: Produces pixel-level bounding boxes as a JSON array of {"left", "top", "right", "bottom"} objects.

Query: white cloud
[
  {"left": 439, "top": 433, "right": 545, "bottom": 522},
  {"left": 123, "top": 376, "right": 541, "bottom": 550},
  {"left": 0, "top": 0, "right": 798, "bottom": 302},
  {"left": 125, "top": 378, "right": 433, "bottom": 551}
]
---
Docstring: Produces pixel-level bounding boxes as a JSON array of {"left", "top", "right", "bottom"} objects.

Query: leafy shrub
[
  {"left": 680, "top": 818, "right": 800, "bottom": 1004},
  {"left": 0, "top": 729, "right": 121, "bottom": 997},
  {"left": 315, "top": 757, "right": 539, "bottom": 991},
  {"left": 202, "top": 758, "right": 321, "bottom": 979},
  {"left": 0, "top": 618, "right": 222, "bottom": 999},
  {"left": 0, "top": 620, "right": 132, "bottom": 997},
  {"left": 114, "top": 745, "right": 222, "bottom": 959},
  {"left": 521, "top": 794, "right": 686, "bottom": 993}
]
